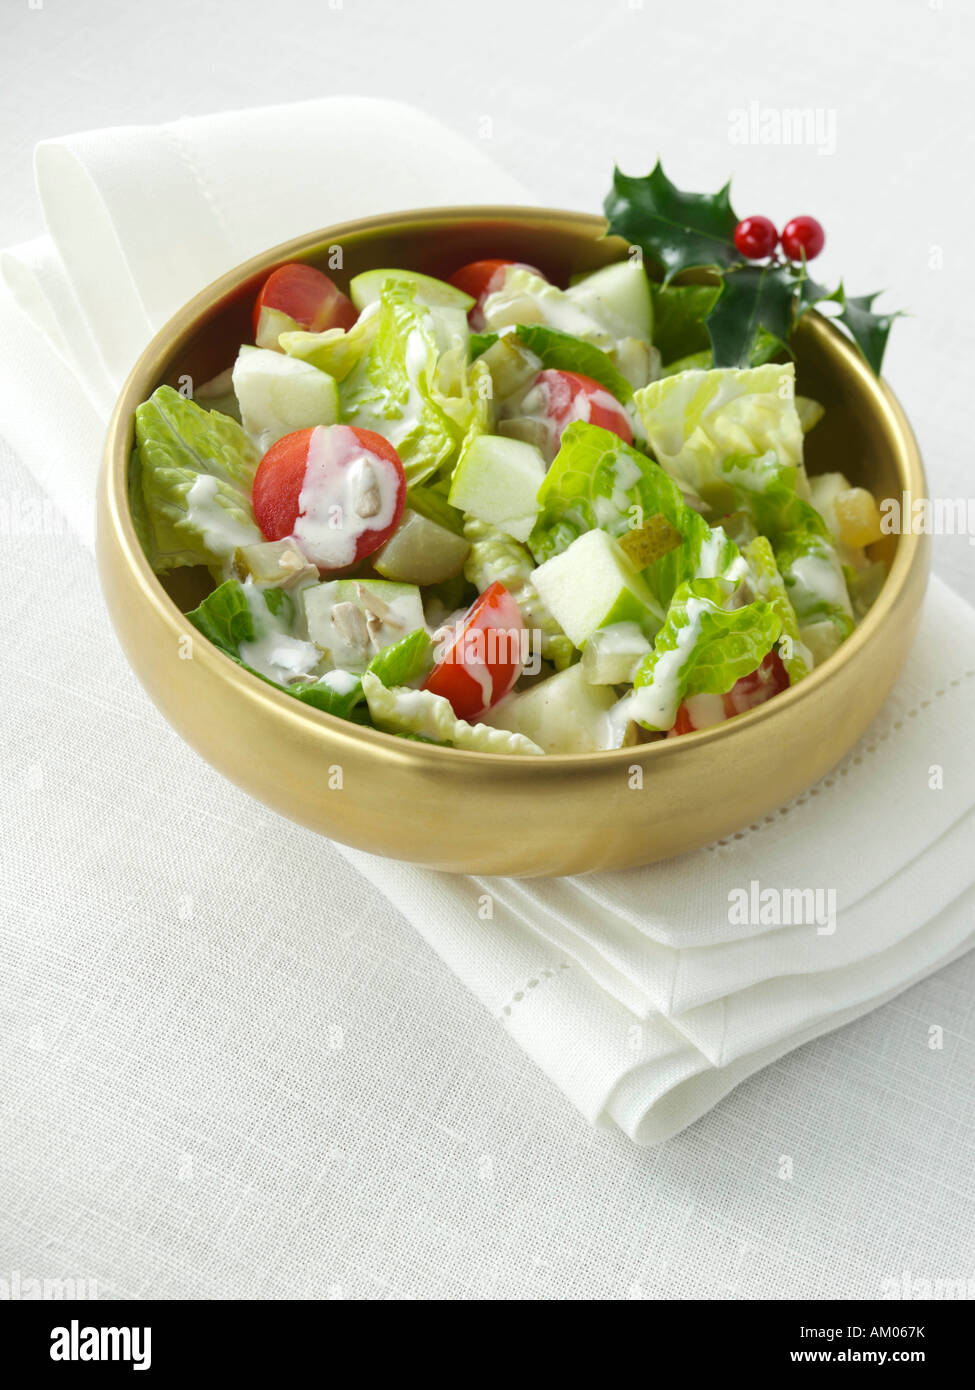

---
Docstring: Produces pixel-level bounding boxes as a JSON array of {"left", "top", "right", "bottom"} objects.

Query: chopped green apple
[
  {"left": 234, "top": 538, "right": 319, "bottom": 589},
  {"left": 496, "top": 417, "right": 551, "bottom": 452},
  {"left": 481, "top": 268, "right": 611, "bottom": 344},
  {"left": 581, "top": 621, "right": 652, "bottom": 685},
  {"left": 565, "top": 260, "right": 653, "bottom": 342},
  {"left": 255, "top": 305, "right": 302, "bottom": 352},
  {"left": 612, "top": 336, "right": 656, "bottom": 392},
  {"left": 796, "top": 396, "right": 825, "bottom": 433},
  {"left": 531, "top": 529, "right": 663, "bottom": 649},
  {"left": 304, "top": 578, "right": 425, "bottom": 671},
  {"left": 372, "top": 509, "right": 471, "bottom": 585},
  {"left": 232, "top": 345, "right": 339, "bottom": 452},
  {"left": 477, "top": 333, "right": 541, "bottom": 399},
  {"left": 349, "top": 268, "right": 474, "bottom": 313},
  {"left": 448, "top": 434, "right": 546, "bottom": 543},
  {"left": 798, "top": 618, "right": 844, "bottom": 668},
  {"left": 483, "top": 662, "right": 618, "bottom": 754}
]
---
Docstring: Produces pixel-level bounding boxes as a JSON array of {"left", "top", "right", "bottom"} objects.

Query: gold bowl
[{"left": 97, "top": 207, "right": 929, "bottom": 876}]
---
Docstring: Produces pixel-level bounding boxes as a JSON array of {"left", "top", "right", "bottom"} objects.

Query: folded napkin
[{"left": 2, "top": 98, "right": 971, "bottom": 1143}]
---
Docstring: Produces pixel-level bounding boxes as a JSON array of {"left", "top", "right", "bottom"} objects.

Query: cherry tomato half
[
  {"left": 447, "top": 258, "right": 543, "bottom": 330},
  {"left": 423, "top": 581, "right": 524, "bottom": 721},
  {"left": 252, "top": 263, "right": 358, "bottom": 349},
  {"left": 669, "top": 650, "right": 789, "bottom": 735},
  {"left": 252, "top": 425, "right": 405, "bottom": 572},
  {"left": 521, "top": 368, "right": 633, "bottom": 458}
]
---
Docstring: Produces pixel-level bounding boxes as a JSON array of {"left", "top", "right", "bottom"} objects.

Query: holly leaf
[
  {"left": 838, "top": 290, "right": 900, "bottom": 376},
  {"left": 705, "top": 263, "right": 796, "bottom": 368},
  {"left": 793, "top": 265, "right": 843, "bottom": 320},
  {"left": 604, "top": 162, "right": 739, "bottom": 282}
]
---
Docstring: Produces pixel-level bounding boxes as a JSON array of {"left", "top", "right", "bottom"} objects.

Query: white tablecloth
[{"left": 1, "top": 0, "right": 973, "bottom": 1300}]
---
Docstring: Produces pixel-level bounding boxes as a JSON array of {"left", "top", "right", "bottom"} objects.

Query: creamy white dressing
[
  {"left": 373, "top": 327, "right": 427, "bottom": 448},
  {"left": 605, "top": 690, "right": 638, "bottom": 747},
  {"left": 788, "top": 550, "right": 853, "bottom": 617},
  {"left": 185, "top": 473, "right": 259, "bottom": 557},
  {"left": 582, "top": 621, "right": 651, "bottom": 686},
  {"left": 610, "top": 452, "right": 643, "bottom": 509},
  {"left": 293, "top": 425, "right": 398, "bottom": 569},
  {"left": 320, "top": 668, "right": 360, "bottom": 695},
  {"left": 695, "top": 527, "right": 748, "bottom": 584},
  {"left": 627, "top": 595, "right": 708, "bottom": 730},
  {"left": 239, "top": 583, "right": 321, "bottom": 684}
]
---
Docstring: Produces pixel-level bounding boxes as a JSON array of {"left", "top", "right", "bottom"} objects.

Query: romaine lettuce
[
  {"left": 337, "top": 283, "right": 483, "bottom": 485},
  {"left": 134, "top": 385, "right": 262, "bottom": 574},
  {"left": 721, "top": 451, "right": 854, "bottom": 635},
  {"left": 633, "top": 363, "right": 804, "bottom": 504},
  {"left": 279, "top": 311, "right": 379, "bottom": 380},
  {"left": 528, "top": 422, "right": 744, "bottom": 611},
  {"left": 744, "top": 535, "right": 811, "bottom": 682},
  {"left": 627, "top": 578, "right": 782, "bottom": 731},
  {"left": 361, "top": 674, "right": 543, "bottom": 754}
]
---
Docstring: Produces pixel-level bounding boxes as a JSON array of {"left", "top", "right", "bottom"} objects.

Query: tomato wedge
[
  {"left": 669, "top": 651, "right": 790, "bottom": 735},
  {"left": 253, "top": 263, "right": 358, "bottom": 349},
  {"left": 424, "top": 582, "right": 524, "bottom": 721},
  {"left": 447, "top": 258, "right": 543, "bottom": 330},
  {"left": 521, "top": 368, "right": 633, "bottom": 456},
  {"left": 252, "top": 425, "right": 405, "bottom": 572}
]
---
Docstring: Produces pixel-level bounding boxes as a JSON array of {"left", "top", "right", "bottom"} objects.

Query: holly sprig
[{"left": 604, "top": 161, "right": 901, "bottom": 375}]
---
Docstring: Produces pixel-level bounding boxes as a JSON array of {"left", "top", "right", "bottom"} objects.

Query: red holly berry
[
  {"left": 781, "top": 215, "right": 825, "bottom": 262},
  {"left": 733, "top": 216, "right": 778, "bottom": 260}
]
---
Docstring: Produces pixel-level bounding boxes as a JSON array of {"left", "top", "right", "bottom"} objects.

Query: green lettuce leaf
[
  {"left": 279, "top": 312, "right": 378, "bottom": 380},
  {"left": 633, "top": 362, "right": 803, "bottom": 505},
  {"left": 721, "top": 451, "right": 854, "bottom": 635},
  {"left": 628, "top": 578, "right": 782, "bottom": 730},
  {"left": 127, "top": 445, "right": 157, "bottom": 566},
  {"left": 337, "top": 282, "right": 483, "bottom": 486},
  {"left": 361, "top": 673, "right": 543, "bottom": 754},
  {"left": 134, "top": 385, "right": 262, "bottom": 574},
  {"left": 527, "top": 422, "right": 744, "bottom": 611},
  {"left": 469, "top": 331, "right": 498, "bottom": 358},
  {"left": 366, "top": 627, "right": 433, "bottom": 687},
  {"left": 186, "top": 576, "right": 256, "bottom": 653},
  {"left": 661, "top": 349, "right": 713, "bottom": 378},
  {"left": 744, "top": 535, "right": 811, "bottom": 682}
]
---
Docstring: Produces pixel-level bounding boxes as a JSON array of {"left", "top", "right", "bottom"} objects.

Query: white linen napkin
[{"left": 2, "top": 98, "right": 972, "bottom": 1144}]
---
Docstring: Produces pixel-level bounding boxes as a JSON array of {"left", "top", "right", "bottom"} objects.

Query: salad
[{"left": 130, "top": 181, "right": 894, "bottom": 757}]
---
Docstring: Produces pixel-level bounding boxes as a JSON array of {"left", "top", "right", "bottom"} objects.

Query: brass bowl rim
[{"left": 101, "top": 204, "right": 927, "bottom": 769}]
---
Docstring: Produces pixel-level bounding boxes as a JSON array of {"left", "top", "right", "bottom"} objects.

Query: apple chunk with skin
[
  {"left": 373, "top": 510, "right": 470, "bottom": 585},
  {"left": 484, "top": 662, "right": 619, "bottom": 754},
  {"left": 448, "top": 434, "right": 546, "bottom": 543},
  {"left": 532, "top": 528, "right": 663, "bottom": 649},
  {"left": 232, "top": 346, "right": 338, "bottom": 453}
]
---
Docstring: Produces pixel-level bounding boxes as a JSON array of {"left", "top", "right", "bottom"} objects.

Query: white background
[{"left": 1, "top": 0, "right": 973, "bottom": 1299}]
